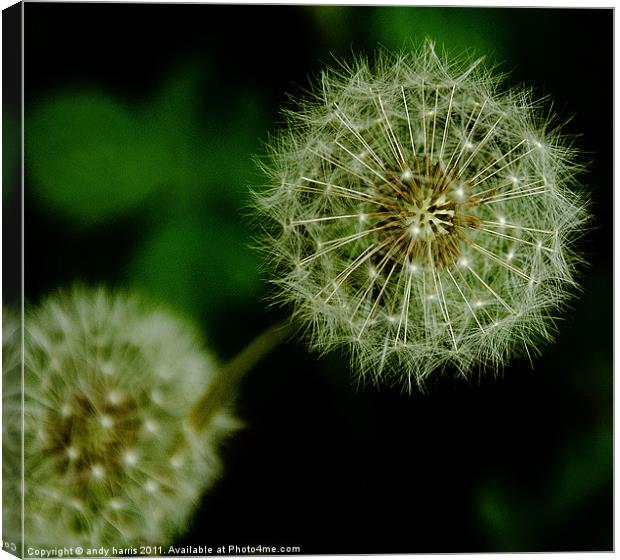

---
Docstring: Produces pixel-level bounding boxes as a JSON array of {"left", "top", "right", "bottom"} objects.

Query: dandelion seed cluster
[
  {"left": 255, "top": 44, "right": 588, "bottom": 390},
  {"left": 2, "top": 287, "right": 239, "bottom": 548}
]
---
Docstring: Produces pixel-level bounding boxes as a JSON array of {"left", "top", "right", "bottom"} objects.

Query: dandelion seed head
[
  {"left": 123, "top": 450, "right": 138, "bottom": 466},
  {"left": 106, "top": 389, "right": 123, "bottom": 405},
  {"left": 99, "top": 414, "right": 114, "bottom": 429},
  {"left": 401, "top": 169, "right": 413, "bottom": 182},
  {"left": 66, "top": 447, "right": 79, "bottom": 461},
  {"left": 407, "top": 261, "right": 419, "bottom": 273},
  {"left": 144, "top": 418, "right": 159, "bottom": 434},
  {"left": 108, "top": 498, "right": 124, "bottom": 511},
  {"left": 254, "top": 42, "right": 589, "bottom": 391},
  {"left": 2, "top": 288, "right": 240, "bottom": 548},
  {"left": 90, "top": 464, "right": 105, "bottom": 480}
]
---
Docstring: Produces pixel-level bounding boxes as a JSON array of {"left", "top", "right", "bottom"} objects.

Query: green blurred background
[{"left": 10, "top": 4, "right": 612, "bottom": 553}]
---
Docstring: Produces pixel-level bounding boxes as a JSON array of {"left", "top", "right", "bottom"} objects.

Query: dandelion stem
[{"left": 188, "top": 320, "right": 294, "bottom": 431}]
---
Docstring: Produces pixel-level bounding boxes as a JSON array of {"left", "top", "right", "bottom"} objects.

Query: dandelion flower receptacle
[
  {"left": 254, "top": 44, "right": 588, "bottom": 391},
  {"left": 3, "top": 287, "right": 240, "bottom": 549}
]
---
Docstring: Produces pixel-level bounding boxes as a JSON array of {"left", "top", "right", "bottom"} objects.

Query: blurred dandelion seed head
[
  {"left": 254, "top": 43, "right": 589, "bottom": 391},
  {"left": 3, "top": 287, "right": 240, "bottom": 547}
]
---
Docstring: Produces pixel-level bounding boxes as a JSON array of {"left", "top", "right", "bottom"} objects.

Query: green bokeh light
[
  {"left": 127, "top": 212, "right": 261, "bottom": 324},
  {"left": 27, "top": 91, "right": 166, "bottom": 225},
  {"left": 477, "top": 425, "right": 612, "bottom": 551},
  {"left": 370, "top": 7, "right": 511, "bottom": 63}
]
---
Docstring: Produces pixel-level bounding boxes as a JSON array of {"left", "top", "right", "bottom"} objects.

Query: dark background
[{"left": 13, "top": 4, "right": 613, "bottom": 553}]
